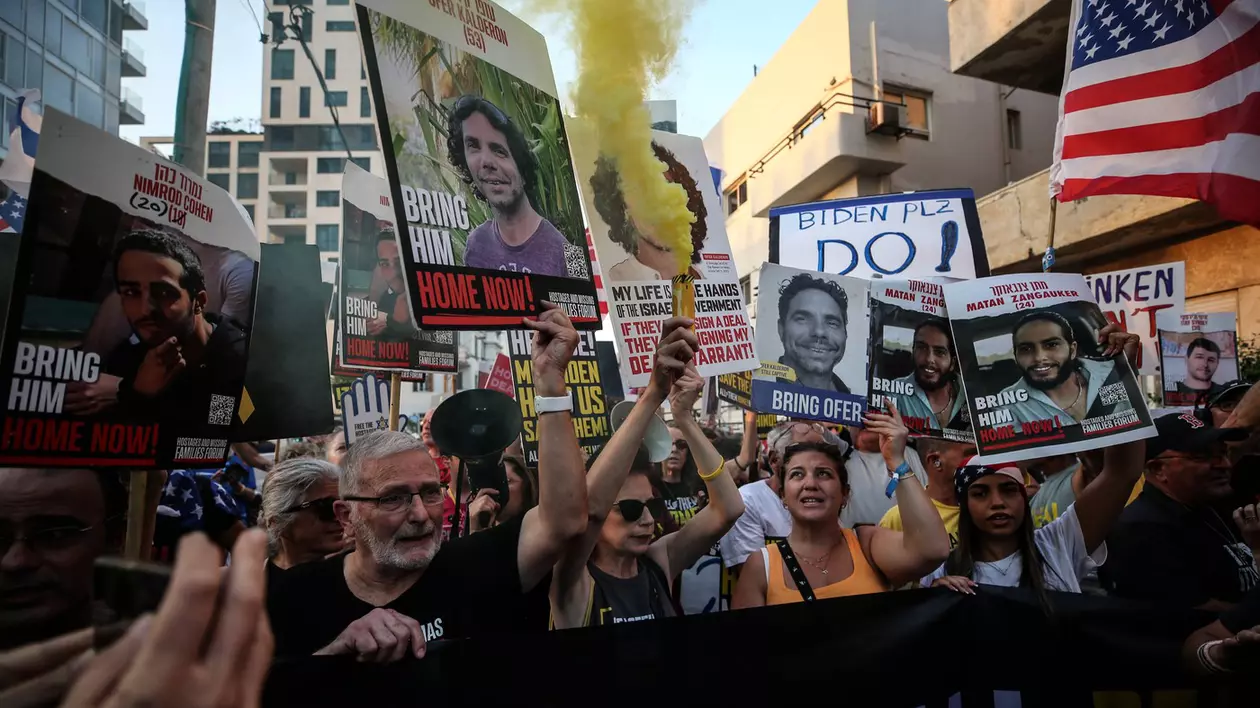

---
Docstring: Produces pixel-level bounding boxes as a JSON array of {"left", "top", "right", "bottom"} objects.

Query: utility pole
[{"left": 173, "top": 0, "right": 216, "bottom": 176}]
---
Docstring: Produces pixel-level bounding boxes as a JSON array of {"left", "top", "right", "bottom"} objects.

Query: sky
[{"left": 119, "top": 0, "right": 818, "bottom": 144}]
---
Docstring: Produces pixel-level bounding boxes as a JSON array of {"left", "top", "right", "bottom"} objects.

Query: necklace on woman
[
  {"left": 797, "top": 550, "right": 833, "bottom": 576},
  {"left": 987, "top": 553, "right": 1020, "bottom": 576}
]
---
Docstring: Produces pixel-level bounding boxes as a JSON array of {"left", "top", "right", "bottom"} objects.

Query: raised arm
[
  {"left": 1073, "top": 324, "right": 1146, "bottom": 553},
  {"left": 516, "top": 302, "right": 588, "bottom": 590},
  {"left": 859, "top": 401, "right": 951, "bottom": 586},
  {"left": 723, "top": 409, "right": 759, "bottom": 485},
  {"left": 649, "top": 365, "right": 745, "bottom": 580},
  {"left": 549, "top": 318, "right": 695, "bottom": 626}
]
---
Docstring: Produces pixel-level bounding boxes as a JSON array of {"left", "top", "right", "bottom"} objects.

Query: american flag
[
  {"left": 1050, "top": 0, "right": 1260, "bottom": 224},
  {"left": 0, "top": 190, "right": 26, "bottom": 234}
]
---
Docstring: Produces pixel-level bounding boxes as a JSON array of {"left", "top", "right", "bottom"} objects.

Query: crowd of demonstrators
[
  {"left": 718, "top": 421, "right": 843, "bottom": 577},
  {"left": 879, "top": 438, "right": 974, "bottom": 550},
  {"left": 259, "top": 458, "right": 346, "bottom": 575},
  {"left": 840, "top": 425, "right": 927, "bottom": 528},
  {"left": 550, "top": 317, "right": 744, "bottom": 628},
  {"left": 731, "top": 402, "right": 951, "bottom": 607},
  {"left": 265, "top": 302, "right": 589, "bottom": 661}
]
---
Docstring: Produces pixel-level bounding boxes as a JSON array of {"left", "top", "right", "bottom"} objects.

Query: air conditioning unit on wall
[{"left": 867, "top": 101, "right": 904, "bottom": 136}]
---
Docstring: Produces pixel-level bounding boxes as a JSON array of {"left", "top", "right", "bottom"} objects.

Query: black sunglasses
[
  {"left": 284, "top": 497, "right": 338, "bottom": 522},
  {"left": 613, "top": 498, "right": 666, "bottom": 522},
  {"left": 672, "top": 440, "right": 689, "bottom": 451}
]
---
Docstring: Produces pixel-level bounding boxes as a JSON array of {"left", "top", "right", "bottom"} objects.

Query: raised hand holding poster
[
  {"left": 770, "top": 189, "right": 988, "bottom": 280},
  {"left": 1, "top": 109, "right": 259, "bottom": 468},
  {"left": 1156, "top": 312, "right": 1240, "bottom": 407},
  {"left": 1084, "top": 262, "right": 1185, "bottom": 376},
  {"left": 571, "top": 126, "right": 757, "bottom": 388},
  {"left": 358, "top": 0, "right": 600, "bottom": 329},
  {"left": 750, "top": 263, "right": 870, "bottom": 426},
  {"left": 339, "top": 163, "right": 457, "bottom": 374},
  {"left": 943, "top": 273, "right": 1155, "bottom": 464},
  {"left": 868, "top": 279, "right": 971, "bottom": 442}
]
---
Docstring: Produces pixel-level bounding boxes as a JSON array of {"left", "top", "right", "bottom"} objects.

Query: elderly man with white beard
[{"left": 265, "top": 303, "right": 588, "bottom": 662}]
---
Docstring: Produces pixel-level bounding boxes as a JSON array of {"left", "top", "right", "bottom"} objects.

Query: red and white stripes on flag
[
  {"left": 1050, "top": 0, "right": 1260, "bottom": 225},
  {"left": 585, "top": 228, "right": 609, "bottom": 316}
]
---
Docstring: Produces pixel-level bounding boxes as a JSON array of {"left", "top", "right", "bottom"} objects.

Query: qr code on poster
[
  {"left": 564, "top": 243, "right": 589, "bottom": 280},
  {"left": 208, "top": 394, "right": 235, "bottom": 425}
]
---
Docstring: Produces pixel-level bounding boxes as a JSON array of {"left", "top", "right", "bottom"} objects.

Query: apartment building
[
  {"left": 258, "top": 0, "right": 382, "bottom": 258},
  {"left": 703, "top": 0, "right": 1060, "bottom": 306},
  {"left": 140, "top": 128, "right": 264, "bottom": 231},
  {"left": 948, "top": 0, "right": 1260, "bottom": 339},
  {"left": 0, "top": 0, "right": 146, "bottom": 159}
]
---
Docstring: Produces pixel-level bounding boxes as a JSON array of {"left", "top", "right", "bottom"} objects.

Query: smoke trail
[{"left": 526, "top": 0, "right": 697, "bottom": 275}]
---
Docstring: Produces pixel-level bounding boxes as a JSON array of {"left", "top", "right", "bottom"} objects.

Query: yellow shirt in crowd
[{"left": 879, "top": 497, "right": 960, "bottom": 550}]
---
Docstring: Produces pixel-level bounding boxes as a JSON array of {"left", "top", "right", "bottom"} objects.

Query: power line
[{"left": 236, "top": 0, "right": 263, "bottom": 36}]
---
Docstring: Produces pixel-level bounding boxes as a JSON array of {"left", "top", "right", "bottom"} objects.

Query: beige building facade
[
  {"left": 948, "top": 0, "right": 1260, "bottom": 343},
  {"left": 703, "top": 0, "right": 1061, "bottom": 298}
]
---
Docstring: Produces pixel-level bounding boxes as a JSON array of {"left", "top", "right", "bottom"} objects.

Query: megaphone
[
  {"left": 610, "top": 400, "right": 672, "bottom": 463},
  {"left": 430, "top": 389, "right": 522, "bottom": 534}
]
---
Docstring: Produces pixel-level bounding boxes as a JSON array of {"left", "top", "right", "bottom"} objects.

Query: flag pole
[
  {"left": 389, "top": 372, "right": 402, "bottom": 431},
  {"left": 1041, "top": 198, "right": 1059, "bottom": 272}
]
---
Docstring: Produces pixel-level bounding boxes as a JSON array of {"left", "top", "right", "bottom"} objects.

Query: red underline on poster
[
  {"left": 421, "top": 315, "right": 600, "bottom": 325},
  {"left": 983, "top": 434, "right": 1068, "bottom": 451},
  {"left": 0, "top": 455, "right": 158, "bottom": 466}
]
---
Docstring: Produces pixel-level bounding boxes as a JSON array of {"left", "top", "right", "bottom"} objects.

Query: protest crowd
[{"left": 1, "top": 0, "right": 1259, "bottom": 706}]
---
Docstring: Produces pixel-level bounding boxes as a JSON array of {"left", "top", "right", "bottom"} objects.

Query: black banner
[
  {"left": 507, "top": 329, "right": 609, "bottom": 465},
  {"left": 264, "top": 587, "right": 1224, "bottom": 707}
]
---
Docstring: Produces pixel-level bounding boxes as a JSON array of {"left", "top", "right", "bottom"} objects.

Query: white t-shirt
[
  {"left": 921, "top": 503, "right": 1106, "bottom": 593},
  {"left": 718, "top": 480, "right": 793, "bottom": 567},
  {"left": 840, "top": 450, "right": 927, "bottom": 528}
]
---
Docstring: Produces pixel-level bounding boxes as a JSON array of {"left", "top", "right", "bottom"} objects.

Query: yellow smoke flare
[{"left": 526, "top": 0, "right": 697, "bottom": 276}]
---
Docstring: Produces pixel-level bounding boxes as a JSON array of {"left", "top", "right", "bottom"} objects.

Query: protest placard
[
  {"left": 358, "top": 0, "right": 600, "bottom": 329},
  {"left": 943, "top": 273, "right": 1155, "bottom": 463},
  {"left": 571, "top": 126, "right": 757, "bottom": 388},
  {"left": 1084, "top": 262, "right": 1184, "bottom": 375},
  {"left": 1156, "top": 312, "right": 1240, "bottom": 407},
  {"left": 717, "top": 369, "right": 753, "bottom": 411},
  {"left": 0, "top": 109, "right": 258, "bottom": 468},
  {"left": 341, "top": 372, "right": 392, "bottom": 445},
  {"left": 507, "top": 330, "right": 609, "bottom": 465},
  {"left": 750, "top": 263, "right": 870, "bottom": 426},
  {"left": 771, "top": 189, "right": 988, "bottom": 280},
  {"left": 868, "top": 279, "right": 971, "bottom": 442},
  {"left": 480, "top": 352, "right": 514, "bottom": 397},
  {"left": 339, "top": 163, "right": 458, "bottom": 373}
]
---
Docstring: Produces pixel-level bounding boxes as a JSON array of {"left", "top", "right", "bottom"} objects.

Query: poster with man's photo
[
  {"left": 750, "top": 263, "right": 870, "bottom": 426},
  {"left": 1084, "top": 262, "right": 1185, "bottom": 376},
  {"left": 339, "top": 163, "right": 457, "bottom": 374},
  {"left": 943, "top": 274, "right": 1156, "bottom": 464},
  {"left": 868, "top": 279, "right": 971, "bottom": 442},
  {"left": 357, "top": 0, "right": 600, "bottom": 330},
  {"left": 0, "top": 109, "right": 259, "bottom": 468},
  {"left": 570, "top": 125, "right": 757, "bottom": 388},
  {"left": 1156, "top": 312, "right": 1240, "bottom": 407}
]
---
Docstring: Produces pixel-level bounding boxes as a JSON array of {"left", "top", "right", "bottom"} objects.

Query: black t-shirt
[
  {"left": 266, "top": 517, "right": 530, "bottom": 658},
  {"left": 1102, "top": 485, "right": 1260, "bottom": 607},
  {"left": 1221, "top": 585, "right": 1260, "bottom": 634}
]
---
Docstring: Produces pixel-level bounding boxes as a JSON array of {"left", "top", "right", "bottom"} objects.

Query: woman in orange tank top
[{"left": 731, "top": 403, "right": 951, "bottom": 608}]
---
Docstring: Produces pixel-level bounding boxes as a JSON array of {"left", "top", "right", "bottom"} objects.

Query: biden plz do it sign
[{"left": 770, "top": 189, "right": 989, "bottom": 281}]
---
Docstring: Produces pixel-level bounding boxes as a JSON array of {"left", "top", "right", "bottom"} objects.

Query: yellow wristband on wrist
[{"left": 699, "top": 462, "right": 724, "bottom": 482}]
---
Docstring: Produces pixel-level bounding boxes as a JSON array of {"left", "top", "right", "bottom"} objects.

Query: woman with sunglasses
[
  {"left": 260, "top": 458, "right": 346, "bottom": 572},
  {"left": 550, "top": 318, "right": 745, "bottom": 628},
  {"left": 732, "top": 402, "right": 950, "bottom": 608}
]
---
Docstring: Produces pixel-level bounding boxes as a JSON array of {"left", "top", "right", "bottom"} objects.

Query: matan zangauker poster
[
  {"left": 868, "top": 279, "right": 972, "bottom": 443},
  {"left": 0, "top": 108, "right": 259, "bottom": 468},
  {"left": 357, "top": 0, "right": 601, "bottom": 329},
  {"left": 339, "top": 162, "right": 457, "bottom": 375},
  {"left": 943, "top": 273, "right": 1156, "bottom": 464},
  {"left": 570, "top": 125, "right": 757, "bottom": 388}
]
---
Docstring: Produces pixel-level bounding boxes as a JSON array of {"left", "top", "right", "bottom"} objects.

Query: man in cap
[{"left": 1102, "top": 413, "right": 1259, "bottom": 610}]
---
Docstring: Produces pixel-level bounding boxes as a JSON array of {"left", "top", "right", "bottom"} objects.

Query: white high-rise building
[{"left": 258, "top": 0, "right": 382, "bottom": 259}]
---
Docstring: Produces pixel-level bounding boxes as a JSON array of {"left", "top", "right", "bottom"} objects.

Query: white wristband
[{"left": 535, "top": 392, "right": 573, "bottom": 414}]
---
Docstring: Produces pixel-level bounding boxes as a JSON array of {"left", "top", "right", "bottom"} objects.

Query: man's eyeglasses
[
  {"left": 613, "top": 498, "right": 666, "bottom": 522},
  {"left": 284, "top": 497, "right": 338, "bottom": 523},
  {"left": 0, "top": 524, "right": 94, "bottom": 554},
  {"left": 343, "top": 489, "right": 444, "bottom": 513}
]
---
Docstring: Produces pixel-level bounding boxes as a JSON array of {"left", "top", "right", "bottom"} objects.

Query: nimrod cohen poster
[
  {"left": 507, "top": 330, "right": 609, "bottom": 466},
  {"left": 943, "top": 274, "right": 1155, "bottom": 464},
  {"left": 339, "top": 163, "right": 457, "bottom": 374},
  {"left": 0, "top": 109, "right": 259, "bottom": 468},
  {"left": 869, "top": 279, "right": 972, "bottom": 442},
  {"left": 570, "top": 125, "right": 757, "bottom": 388},
  {"left": 358, "top": 0, "right": 600, "bottom": 330},
  {"left": 1156, "top": 312, "right": 1239, "bottom": 408},
  {"left": 751, "top": 263, "right": 870, "bottom": 426}
]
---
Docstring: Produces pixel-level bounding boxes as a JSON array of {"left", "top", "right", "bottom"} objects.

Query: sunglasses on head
[
  {"left": 613, "top": 498, "right": 666, "bottom": 522},
  {"left": 284, "top": 497, "right": 338, "bottom": 522}
]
